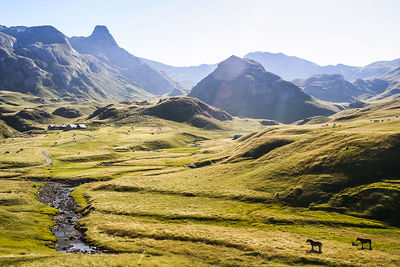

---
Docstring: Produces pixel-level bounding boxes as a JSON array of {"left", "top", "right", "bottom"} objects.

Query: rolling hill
[{"left": 89, "top": 96, "right": 232, "bottom": 130}]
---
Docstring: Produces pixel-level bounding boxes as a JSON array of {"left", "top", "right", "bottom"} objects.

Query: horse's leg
[{"left": 369, "top": 242, "right": 372, "bottom": 250}]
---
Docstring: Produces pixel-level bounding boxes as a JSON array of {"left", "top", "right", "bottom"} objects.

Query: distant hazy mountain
[
  {"left": 368, "top": 67, "right": 400, "bottom": 101},
  {"left": 244, "top": 52, "right": 400, "bottom": 81},
  {"left": 189, "top": 56, "right": 339, "bottom": 123},
  {"left": 140, "top": 57, "right": 217, "bottom": 87},
  {"left": 293, "top": 74, "right": 375, "bottom": 103},
  {"left": 70, "top": 26, "right": 184, "bottom": 95},
  {"left": 351, "top": 59, "right": 400, "bottom": 81},
  {"left": 142, "top": 52, "right": 400, "bottom": 87},
  {"left": 244, "top": 52, "right": 326, "bottom": 81}
]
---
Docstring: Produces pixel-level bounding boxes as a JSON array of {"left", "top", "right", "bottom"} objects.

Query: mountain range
[
  {"left": 293, "top": 70, "right": 400, "bottom": 103},
  {"left": 0, "top": 25, "right": 183, "bottom": 101},
  {"left": 144, "top": 52, "right": 400, "bottom": 88},
  {"left": 292, "top": 74, "right": 375, "bottom": 103},
  {"left": 1, "top": 23, "right": 400, "bottom": 125},
  {"left": 245, "top": 52, "right": 400, "bottom": 82}
]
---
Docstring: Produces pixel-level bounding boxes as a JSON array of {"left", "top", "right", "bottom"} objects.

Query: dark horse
[
  {"left": 306, "top": 239, "right": 322, "bottom": 253},
  {"left": 356, "top": 238, "right": 372, "bottom": 250}
]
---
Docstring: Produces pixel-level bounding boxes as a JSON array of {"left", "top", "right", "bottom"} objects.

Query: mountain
[
  {"left": 368, "top": 67, "right": 400, "bottom": 101},
  {"left": 0, "top": 25, "right": 155, "bottom": 101},
  {"left": 188, "top": 56, "right": 339, "bottom": 123},
  {"left": 293, "top": 74, "right": 374, "bottom": 102},
  {"left": 140, "top": 57, "right": 217, "bottom": 87},
  {"left": 70, "top": 26, "right": 184, "bottom": 95},
  {"left": 352, "top": 59, "right": 400, "bottom": 81},
  {"left": 293, "top": 69, "right": 400, "bottom": 104},
  {"left": 244, "top": 52, "right": 325, "bottom": 81},
  {"left": 244, "top": 51, "right": 400, "bottom": 81},
  {"left": 0, "top": 25, "right": 184, "bottom": 101}
]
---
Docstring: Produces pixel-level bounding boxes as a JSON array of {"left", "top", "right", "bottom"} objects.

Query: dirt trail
[{"left": 29, "top": 134, "right": 94, "bottom": 169}]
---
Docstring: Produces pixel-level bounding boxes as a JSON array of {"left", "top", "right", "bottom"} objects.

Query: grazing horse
[
  {"left": 306, "top": 239, "right": 322, "bottom": 253},
  {"left": 356, "top": 238, "right": 372, "bottom": 250}
]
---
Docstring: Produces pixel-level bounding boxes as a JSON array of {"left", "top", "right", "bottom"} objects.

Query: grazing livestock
[
  {"left": 356, "top": 238, "right": 372, "bottom": 250},
  {"left": 306, "top": 239, "right": 322, "bottom": 253}
]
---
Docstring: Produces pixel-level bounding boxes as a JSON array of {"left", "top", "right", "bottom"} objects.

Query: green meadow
[{"left": 1, "top": 101, "right": 400, "bottom": 266}]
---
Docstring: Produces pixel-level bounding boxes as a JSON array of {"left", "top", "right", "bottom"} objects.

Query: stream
[{"left": 39, "top": 182, "right": 101, "bottom": 254}]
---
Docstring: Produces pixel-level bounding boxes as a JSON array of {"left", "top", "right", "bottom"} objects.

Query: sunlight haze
[{"left": 2, "top": 0, "right": 400, "bottom": 66}]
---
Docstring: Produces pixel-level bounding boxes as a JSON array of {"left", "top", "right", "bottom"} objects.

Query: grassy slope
[
  {"left": 1, "top": 101, "right": 400, "bottom": 266},
  {"left": 0, "top": 120, "right": 14, "bottom": 139},
  {"left": 0, "top": 180, "right": 57, "bottom": 255}
]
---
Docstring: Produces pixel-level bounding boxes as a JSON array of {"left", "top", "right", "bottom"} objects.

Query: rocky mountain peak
[
  {"left": 88, "top": 25, "right": 118, "bottom": 48},
  {"left": 212, "top": 55, "right": 266, "bottom": 81}
]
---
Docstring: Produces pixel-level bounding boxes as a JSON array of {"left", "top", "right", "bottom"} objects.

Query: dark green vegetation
[
  {"left": 189, "top": 55, "right": 340, "bottom": 123},
  {"left": 1, "top": 98, "right": 400, "bottom": 266}
]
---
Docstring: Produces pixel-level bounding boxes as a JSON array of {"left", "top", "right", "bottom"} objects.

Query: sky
[{"left": 2, "top": 0, "right": 400, "bottom": 67}]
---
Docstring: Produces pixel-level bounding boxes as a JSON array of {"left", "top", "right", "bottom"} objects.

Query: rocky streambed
[{"left": 39, "top": 182, "right": 101, "bottom": 254}]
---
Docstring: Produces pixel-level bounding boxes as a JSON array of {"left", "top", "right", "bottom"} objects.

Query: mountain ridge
[
  {"left": 0, "top": 25, "right": 183, "bottom": 101},
  {"left": 69, "top": 26, "right": 185, "bottom": 95}
]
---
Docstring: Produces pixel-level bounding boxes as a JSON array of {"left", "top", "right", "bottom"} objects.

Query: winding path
[
  {"left": 29, "top": 134, "right": 94, "bottom": 169},
  {"left": 36, "top": 148, "right": 53, "bottom": 167}
]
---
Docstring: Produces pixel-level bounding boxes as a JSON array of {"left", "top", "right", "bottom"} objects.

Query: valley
[
  {"left": 1, "top": 6, "right": 400, "bottom": 266},
  {"left": 1, "top": 97, "right": 400, "bottom": 266}
]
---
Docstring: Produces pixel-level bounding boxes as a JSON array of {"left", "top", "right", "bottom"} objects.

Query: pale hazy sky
[{"left": 2, "top": 0, "right": 400, "bottom": 67}]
